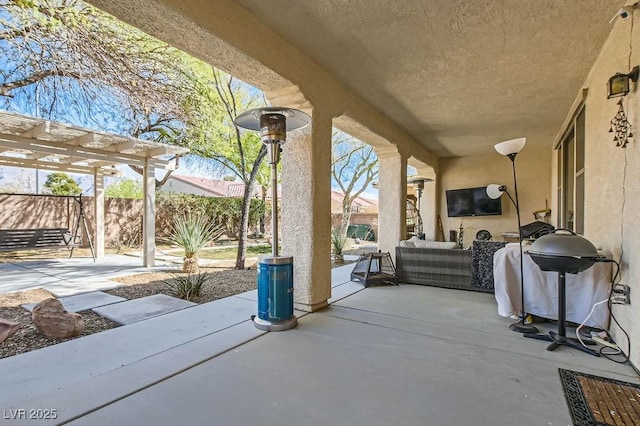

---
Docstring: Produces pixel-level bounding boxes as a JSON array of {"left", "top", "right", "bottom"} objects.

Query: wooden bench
[{"left": 0, "top": 228, "right": 79, "bottom": 252}]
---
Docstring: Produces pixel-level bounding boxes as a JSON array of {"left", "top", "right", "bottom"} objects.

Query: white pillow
[
  {"left": 408, "top": 236, "right": 422, "bottom": 244},
  {"left": 413, "top": 239, "right": 429, "bottom": 248},
  {"left": 424, "top": 241, "right": 457, "bottom": 249},
  {"left": 399, "top": 240, "right": 415, "bottom": 248}
]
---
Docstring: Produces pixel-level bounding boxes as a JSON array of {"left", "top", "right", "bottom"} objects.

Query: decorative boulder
[
  {"left": 0, "top": 318, "right": 20, "bottom": 343},
  {"left": 32, "top": 298, "right": 84, "bottom": 340}
]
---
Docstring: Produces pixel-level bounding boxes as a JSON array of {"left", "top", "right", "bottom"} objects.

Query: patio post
[
  {"left": 93, "top": 168, "right": 105, "bottom": 258},
  {"left": 142, "top": 158, "right": 156, "bottom": 267},
  {"left": 281, "top": 109, "right": 333, "bottom": 312},
  {"left": 375, "top": 148, "right": 407, "bottom": 262}
]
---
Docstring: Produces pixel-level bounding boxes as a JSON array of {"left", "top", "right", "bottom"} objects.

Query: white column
[
  {"left": 93, "top": 168, "right": 105, "bottom": 258},
  {"left": 142, "top": 158, "right": 156, "bottom": 267},
  {"left": 281, "top": 110, "right": 333, "bottom": 312},
  {"left": 375, "top": 149, "right": 407, "bottom": 261}
]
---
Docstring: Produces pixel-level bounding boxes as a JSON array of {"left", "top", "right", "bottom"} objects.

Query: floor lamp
[{"left": 487, "top": 137, "right": 538, "bottom": 334}]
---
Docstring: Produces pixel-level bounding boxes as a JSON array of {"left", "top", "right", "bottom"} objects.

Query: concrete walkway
[
  {"left": 0, "top": 255, "right": 172, "bottom": 296},
  {"left": 1, "top": 263, "right": 637, "bottom": 425}
]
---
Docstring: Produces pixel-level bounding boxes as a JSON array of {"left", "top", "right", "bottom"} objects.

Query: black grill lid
[{"left": 529, "top": 230, "right": 598, "bottom": 259}]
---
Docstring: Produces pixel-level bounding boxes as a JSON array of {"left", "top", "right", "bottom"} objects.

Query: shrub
[
  {"left": 156, "top": 192, "right": 265, "bottom": 240},
  {"left": 166, "top": 273, "right": 208, "bottom": 301},
  {"left": 331, "top": 227, "right": 347, "bottom": 263},
  {"left": 169, "top": 214, "right": 224, "bottom": 273}
]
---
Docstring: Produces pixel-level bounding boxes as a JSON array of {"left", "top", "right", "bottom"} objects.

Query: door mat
[{"left": 559, "top": 368, "right": 640, "bottom": 425}]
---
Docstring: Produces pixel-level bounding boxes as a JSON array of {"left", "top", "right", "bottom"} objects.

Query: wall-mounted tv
[{"left": 446, "top": 187, "right": 502, "bottom": 218}]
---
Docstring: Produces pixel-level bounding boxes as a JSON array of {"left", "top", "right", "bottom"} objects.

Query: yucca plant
[
  {"left": 165, "top": 273, "right": 209, "bottom": 302},
  {"left": 331, "top": 227, "right": 348, "bottom": 264},
  {"left": 169, "top": 214, "right": 223, "bottom": 273}
]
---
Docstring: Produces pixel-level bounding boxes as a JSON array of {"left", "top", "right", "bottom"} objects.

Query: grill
[
  {"left": 524, "top": 229, "right": 603, "bottom": 357},
  {"left": 528, "top": 231, "right": 599, "bottom": 274}
]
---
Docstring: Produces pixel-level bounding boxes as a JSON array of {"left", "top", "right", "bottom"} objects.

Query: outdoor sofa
[{"left": 395, "top": 237, "right": 506, "bottom": 292}]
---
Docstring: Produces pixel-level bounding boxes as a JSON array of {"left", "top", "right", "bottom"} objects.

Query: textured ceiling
[{"left": 235, "top": 0, "right": 621, "bottom": 157}]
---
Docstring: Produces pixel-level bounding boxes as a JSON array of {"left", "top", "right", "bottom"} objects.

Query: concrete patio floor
[{"left": 1, "top": 264, "right": 637, "bottom": 425}]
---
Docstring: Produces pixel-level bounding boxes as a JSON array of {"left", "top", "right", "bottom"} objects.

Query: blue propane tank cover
[{"left": 257, "top": 256, "right": 294, "bottom": 322}]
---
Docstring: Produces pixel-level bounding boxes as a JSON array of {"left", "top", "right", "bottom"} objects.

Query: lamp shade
[
  {"left": 494, "top": 137, "right": 526, "bottom": 156},
  {"left": 486, "top": 184, "right": 505, "bottom": 200}
]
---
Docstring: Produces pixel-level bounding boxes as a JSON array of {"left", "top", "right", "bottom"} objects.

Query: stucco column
[
  {"left": 375, "top": 148, "right": 407, "bottom": 261},
  {"left": 142, "top": 159, "right": 156, "bottom": 267},
  {"left": 421, "top": 180, "right": 437, "bottom": 240},
  {"left": 93, "top": 168, "right": 105, "bottom": 258},
  {"left": 281, "top": 110, "right": 332, "bottom": 312}
]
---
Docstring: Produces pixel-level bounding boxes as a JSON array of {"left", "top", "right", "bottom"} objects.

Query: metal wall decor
[{"left": 609, "top": 99, "right": 633, "bottom": 148}]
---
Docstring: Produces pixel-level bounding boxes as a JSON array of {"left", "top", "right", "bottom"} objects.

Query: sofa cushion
[
  {"left": 399, "top": 238, "right": 457, "bottom": 250},
  {"left": 413, "top": 239, "right": 429, "bottom": 248},
  {"left": 424, "top": 241, "right": 457, "bottom": 249}
]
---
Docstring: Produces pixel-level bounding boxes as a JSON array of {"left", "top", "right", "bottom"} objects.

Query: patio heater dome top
[{"left": 234, "top": 107, "right": 311, "bottom": 131}]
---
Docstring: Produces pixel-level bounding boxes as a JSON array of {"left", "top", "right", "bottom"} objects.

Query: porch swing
[{"left": 0, "top": 194, "right": 95, "bottom": 261}]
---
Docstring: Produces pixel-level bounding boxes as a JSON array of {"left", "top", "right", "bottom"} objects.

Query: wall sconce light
[{"left": 607, "top": 66, "right": 639, "bottom": 98}]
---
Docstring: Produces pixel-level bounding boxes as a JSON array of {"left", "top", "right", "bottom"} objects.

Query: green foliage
[
  {"left": 168, "top": 214, "right": 223, "bottom": 258},
  {"left": 197, "top": 244, "right": 272, "bottom": 260},
  {"left": 156, "top": 192, "right": 266, "bottom": 240},
  {"left": 105, "top": 178, "right": 143, "bottom": 199},
  {"left": 165, "top": 273, "right": 208, "bottom": 301},
  {"left": 331, "top": 227, "right": 348, "bottom": 256},
  {"left": 42, "top": 172, "right": 81, "bottom": 195}
]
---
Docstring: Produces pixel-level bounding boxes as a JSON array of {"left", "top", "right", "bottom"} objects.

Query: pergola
[{"left": 0, "top": 110, "right": 189, "bottom": 266}]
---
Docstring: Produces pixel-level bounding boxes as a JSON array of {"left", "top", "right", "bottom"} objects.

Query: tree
[
  {"left": 42, "top": 172, "right": 81, "bottom": 195},
  {"left": 0, "top": 0, "right": 217, "bottom": 187},
  {"left": 105, "top": 178, "right": 143, "bottom": 199},
  {"left": 189, "top": 68, "right": 269, "bottom": 270},
  {"left": 331, "top": 130, "right": 378, "bottom": 235},
  {"left": 0, "top": 0, "right": 190, "bottom": 125}
]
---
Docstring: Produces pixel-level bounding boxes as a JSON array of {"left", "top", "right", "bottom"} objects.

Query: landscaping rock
[
  {"left": 0, "top": 318, "right": 20, "bottom": 343},
  {"left": 32, "top": 298, "right": 84, "bottom": 340}
]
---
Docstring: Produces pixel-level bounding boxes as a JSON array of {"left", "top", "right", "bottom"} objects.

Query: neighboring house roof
[
  {"left": 227, "top": 182, "right": 248, "bottom": 198},
  {"left": 331, "top": 190, "right": 378, "bottom": 210},
  {"left": 170, "top": 174, "right": 269, "bottom": 198},
  {"left": 171, "top": 175, "right": 229, "bottom": 197}
]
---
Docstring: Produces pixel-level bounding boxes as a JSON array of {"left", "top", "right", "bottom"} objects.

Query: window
[{"left": 556, "top": 106, "right": 585, "bottom": 234}]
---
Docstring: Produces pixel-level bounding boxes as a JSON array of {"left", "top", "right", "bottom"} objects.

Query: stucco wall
[
  {"left": 564, "top": 14, "right": 640, "bottom": 367},
  {"left": 439, "top": 147, "right": 552, "bottom": 248},
  {"left": 0, "top": 194, "right": 144, "bottom": 248}
]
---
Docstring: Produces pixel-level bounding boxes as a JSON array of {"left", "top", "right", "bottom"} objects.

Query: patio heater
[
  {"left": 234, "top": 107, "right": 311, "bottom": 331},
  {"left": 409, "top": 177, "right": 431, "bottom": 238}
]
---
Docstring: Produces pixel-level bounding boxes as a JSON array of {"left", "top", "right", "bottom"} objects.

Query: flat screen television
[{"left": 446, "top": 187, "right": 502, "bottom": 218}]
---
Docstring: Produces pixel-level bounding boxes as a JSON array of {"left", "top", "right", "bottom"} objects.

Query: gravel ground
[
  {"left": 107, "top": 267, "right": 258, "bottom": 303},
  {"left": 0, "top": 252, "right": 359, "bottom": 359}
]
